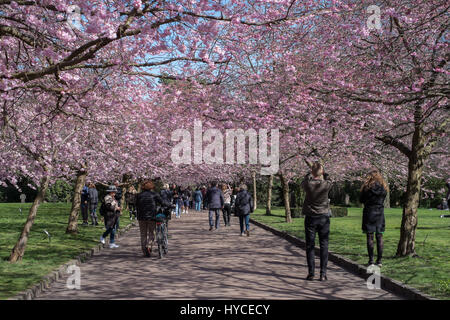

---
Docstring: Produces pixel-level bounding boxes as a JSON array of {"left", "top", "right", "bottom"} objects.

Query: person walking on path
[
  {"left": 125, "top": 186, "right": 138, "bottom": 220},
  {"left": 100, "top": 186, "right": 121, "bottom": 248},
  {"left": 231, "top": 186, "right": 239, "bottom": 216},
  {"left": 221, "top": 183, "right": 232, "bottom": 226},
  {"left": 201, "top": 186, "right": 208, "bottom": 210},
  {"left": 235, "top": 184, "right": 253, "bottom": 236},
  {"left": 88, "top": 183, "right": 99, "bottom": 226},
  {"left": 206, "top": 182, "right": 224, "bottom": 231},
  {"left": 360, "top": 170, "right": 388, "bottom": 267},
  {"left": 173, "top": 189, "right": 183, "bottom": 219},
  {"left": 301, "top": 161, "right": 333, "bottom": 282},
  {"left": 194, "top": 187, "right": 203, "bottom": 211},
  {"left": 136, "top": 180, "right": 171, "bottom": 257},
  {"left": 81, "top": 183, "right": 90, "bottom": 226},
  {"left": 114, "top": 181, "right": 123, "bottom": 230},
  {"left": 182, "top": 187, "right": 190, "bottom": 214},
  {"left": 160, "top": 183, "right": 173, "bottom": 204}
]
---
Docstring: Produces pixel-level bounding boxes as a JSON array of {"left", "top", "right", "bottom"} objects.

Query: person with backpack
[
  {"left": 206, "top": 181, "right": 224, "bottom": 231},
  {"left": 234, "top": 184, "right": 254, "bottom": 236},
  {"left": 100, "top": 186, "right": 122, "bottom": 248},
  {"left": 194, "top": 187, "right": 203, "bottom": 211},
  {"left": 81, "top": 183, "right": 90, "bottom": 226},
  {"left": 136, "top": 179, "right": 171, "bottom": 257},
  {"left": 125, "top": 186, "right": 138, "bottom": 220},
  {"left": 360, "top": 169, "right": 388, "bottom": 267},
  {"left": 221, "top": 183, "right": 232, "bottom": 226},
  {"left": 301, "top": 161, "right": 333, "bottom": 282},
  {"left": 88, "top": 183, "right": 99, "bottom": 226}
]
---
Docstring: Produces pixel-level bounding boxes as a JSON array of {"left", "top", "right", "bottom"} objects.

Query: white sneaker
[
  {"left": 109, "top": 243, "right": 119, "bottom": 248},
  {"left": 100, "top": 236, "right": 105, "bottom": 244}
]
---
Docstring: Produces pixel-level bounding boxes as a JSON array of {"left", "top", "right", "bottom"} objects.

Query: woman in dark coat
[
  {"left": 360, "top": 170, "right": 388, "bottom": 267},
  {"left": 234, "top": 184, "right": 254, "bottom": 236}
]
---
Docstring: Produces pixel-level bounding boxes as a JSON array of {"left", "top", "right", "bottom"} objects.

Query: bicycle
[{"left": 153, "top": 206, "right": 173, "bottom": 259}]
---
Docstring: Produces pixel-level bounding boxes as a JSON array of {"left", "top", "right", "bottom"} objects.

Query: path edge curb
[
  {"left": 8, "top": 221, "right": 138, "bottom": 301},
  {"left": 250, "top": 218, "right": 438, "bottom": 301}
]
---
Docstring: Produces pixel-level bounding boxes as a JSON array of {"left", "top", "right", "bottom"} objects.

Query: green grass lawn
[
  {"left": 0, "top": 202, "right": 133, "bottom": 300},
  {"left": 252, "top": 207, "right": 450, "bottom": 300}
]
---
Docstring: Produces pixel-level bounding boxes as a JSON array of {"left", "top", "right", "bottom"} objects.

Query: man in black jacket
[
  {"left": 206, "top": 181, "right": 224, "bottom": 231},
  {"left": 301, "top": 161, "right": 333, "bottom": 281},
  {"left": 136, "top": 180, "right": 171, "bottom": 257}
]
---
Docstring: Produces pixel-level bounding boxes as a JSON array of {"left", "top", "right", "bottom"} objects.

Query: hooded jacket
[
  {"left": 136, "top": 190, "right": 171, "bottom": 221},
  {"left": 206, "top": 186, "right": 224, "bottom": 209},
  {"left": 360, "top": 182, "right": 387, "bottom": 210},
  {"left": 234, "top": 190, "right": 254, "bottom": 216},
  {"left": 360, "top": 182, "right": 387, "bottom": 233}
]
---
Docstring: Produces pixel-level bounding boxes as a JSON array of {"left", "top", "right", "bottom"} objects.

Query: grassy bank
[
  {"left": 251, "top": 207, "right": 450, "bottom": 300},
  {"left": 0, "top": 202, "right": 133, "bottom": 300}
]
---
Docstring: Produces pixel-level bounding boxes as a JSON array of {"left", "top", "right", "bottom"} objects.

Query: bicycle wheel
[
  {"left": 156, "top": 224, "right": 163, "bottom": 259},
  {"left": 162, "top": 223, "right": 168, "bottom": 254}
]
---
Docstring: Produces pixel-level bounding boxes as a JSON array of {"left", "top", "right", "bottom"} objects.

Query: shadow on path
[{"left": 35, "top": 211, "right": 400, "bottom": 300}]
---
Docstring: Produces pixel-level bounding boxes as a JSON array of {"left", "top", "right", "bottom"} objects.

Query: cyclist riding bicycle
[{"left": 136, "top": 179, "right": 172, "bottom": 258}]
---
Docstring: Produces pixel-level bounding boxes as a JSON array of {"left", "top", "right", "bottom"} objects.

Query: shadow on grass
[{"left": 417, "top": 226, "right": 450, "bottom": 230}]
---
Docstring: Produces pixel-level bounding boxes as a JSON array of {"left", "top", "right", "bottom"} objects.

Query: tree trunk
[
  {"left": 66, "top": 169, "right": 87, "bottom": 234},
  {"left": 120, "top": 175, "right": 129, "bottom": 211},
  {"left": 396, "top": 152, "right": 423, "bottom": 257},
  {"left": 9, "top": 175, "right": 51, "bottom": 262},
  {"left": 137, "top": 180, "right": 142, "bottom": 193},
  {"left": 396, "top": 116, "right": 424, "bottom": 257},
  {"left": 252, "top": 171, "right": 257, "bottom": 211},
  {"left": 279, "top": 173, "right": 292, "bottom": 223},
  {"left": 384, "top": 175, "right": 390, "bottom": 209},
  {"left": 266, "top": 174, "right": 273, "bottom": 215}
]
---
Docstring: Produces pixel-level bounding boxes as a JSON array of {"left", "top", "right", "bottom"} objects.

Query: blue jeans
[
  {"left": 195, "top": 201, "right": 202, "bottom": 211},
  {"left": 102, "top": 226, "right": 116, "bottom": 244},
  {"left": 239, "top": 214, "right": 250, "bottom": 233},
  {"left": 175, "top": 203, "right": 181, "bottom": 218},
  {"left": 209, "top": 209, "right": 221, "bottom": 229}
]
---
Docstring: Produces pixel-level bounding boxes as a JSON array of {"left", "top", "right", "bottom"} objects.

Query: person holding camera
[
  {"left": 301, "top": 161, "right": 333, "bottom": 281},
  {"left": 100, "top": 186, "right": 121, "bottom": 248}
]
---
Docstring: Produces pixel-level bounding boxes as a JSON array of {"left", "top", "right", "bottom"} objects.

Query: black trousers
[
  {"left": 222, "top": 203, "right": 231, "bottom": 225},
  {"left": 81, "top": 202, "right": 89, "bottom": 222},
  {"left": 305, "top": 215, "right": 330, "bottom": 276}
]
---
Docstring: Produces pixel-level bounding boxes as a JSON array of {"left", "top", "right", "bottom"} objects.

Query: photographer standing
[
  {"left": 301, "top": 161, "right": 333, "bottom": 281},
  {"left": 100, "top": 186, "right": 121, "bottom": 248}
]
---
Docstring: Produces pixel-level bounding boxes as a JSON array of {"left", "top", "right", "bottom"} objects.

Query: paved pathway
[{"left": 36, "top": 211, "right": 400, "bottom": 300}]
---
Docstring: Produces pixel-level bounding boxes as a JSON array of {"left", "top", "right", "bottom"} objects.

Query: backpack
[{"left": 99, "top": 201, "right": 107, "bottom": 217}]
